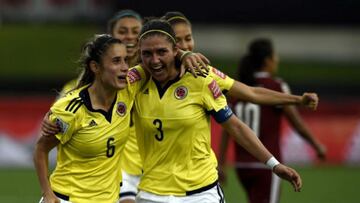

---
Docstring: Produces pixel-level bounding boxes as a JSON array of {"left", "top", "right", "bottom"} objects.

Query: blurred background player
[
  {"left": 134, "top": 19, "right": 301, "bottom": 203},
  {"left": 218, "top": 38, "right": 326, "bottom": 203}
]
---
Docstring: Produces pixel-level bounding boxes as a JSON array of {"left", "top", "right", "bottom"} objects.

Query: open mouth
[
  {"left": 151, "top": 65, "right": 163, "bottom": 73},
  {"left": 118, "top": 75, "right": 127, "bottom": 81},
  {"left": 126, "top": 43, "right": 136, "bottom": 49}
]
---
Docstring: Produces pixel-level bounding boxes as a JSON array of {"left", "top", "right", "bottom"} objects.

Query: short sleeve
[
  {"left": 280, "top": 81, "right": 291, "bottom": 94},
  {"left": 208, "top": 66, "right": 235, "bottom": 93},
  {"left": 127, "top": 65, "right": 149, "bottom": 97},
  {"left": 49, "top": 101, "right": 77, "bottom": 144},
  {"left": 202, "top": 78, "right": 228, "bottom": 112}
]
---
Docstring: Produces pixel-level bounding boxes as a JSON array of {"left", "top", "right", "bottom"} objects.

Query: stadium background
[{"left": 0, "top": 0, "right": 359, "bottom": 202}]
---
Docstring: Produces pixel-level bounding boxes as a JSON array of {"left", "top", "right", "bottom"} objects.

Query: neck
[
  {"left": 128, "top": 53, "right": 139, "bottom": 67},
  {"left": 88, "top": 81, "right": 117, "bottom": 111},
  {"left": 159, "top": 68, "right": 179, "bottom": 88}
]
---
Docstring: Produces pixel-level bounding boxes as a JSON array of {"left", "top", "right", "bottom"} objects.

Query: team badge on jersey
[
  {"left": 212, "top": 67, "right": 227, "bottom": 79},
  {"left": 208, "top": 80, "right": 222, "bottom": 99},
  {"left": 116, "top": 102, "right": 127, "bottom": 117},
  {"left": 174, "top": 86, "right": 188, "bottom": 100},
  {"left": 127, "top": 68, "right": 142, "bottom": 84}
]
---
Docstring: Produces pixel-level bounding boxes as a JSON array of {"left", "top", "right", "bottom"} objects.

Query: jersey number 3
[{"left": 153, "top": 119, "right": 164, "bottom": 141}]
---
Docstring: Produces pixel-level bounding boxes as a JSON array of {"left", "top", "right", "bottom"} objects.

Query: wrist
[
  {"left": 180, "top": 51, "right": 192, "bottom": 61},
  {"left": 265, "top": 156, "right": 280, "bottom": 171},
  {"left": 296, "top": 95, "right": 303, "bottom": 105}
]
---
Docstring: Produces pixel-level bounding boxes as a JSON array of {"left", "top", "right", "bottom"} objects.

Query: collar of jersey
[
  {"left": 152, "top": 71, "right": 181, "bottom": 99},
  {"left": 79, "top": 86, "right": 116, "bottom": 123}
]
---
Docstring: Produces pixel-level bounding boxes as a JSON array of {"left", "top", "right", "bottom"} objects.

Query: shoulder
[
  {"left": 274, "top": 77, "right": 291, "bottom": 94},
  {"left": 52, "top": 87, "right": 85, "bottom": 115},
  {"left": 184, "top": 73, "right": 222, "bottom": 98},
  {"left": 208, "top": 66, "right": 229, "bottom": 79},
  {"left": 127, "top": 65, "right": 147, "bottom": 84}
]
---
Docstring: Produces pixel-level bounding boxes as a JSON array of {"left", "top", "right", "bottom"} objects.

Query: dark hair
[
  {"left": 76, "top": 34, "right": 122, "bottom": 89},
  {"left": 238, "top": 38, "right": 274, "bottom": 86},
  {"left": 139, "top": 19, "right": 177, "bottom": 47},
  {"left": 107, "top": 9, "right": 142, "bottom": 34},
  {"left": 162, "top": 11, "right": 191, "bottom": 27}
]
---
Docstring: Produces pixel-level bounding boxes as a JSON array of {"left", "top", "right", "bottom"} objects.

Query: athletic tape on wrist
[{"left": 266, "top": 157, "right": 280, "bottom": 170}]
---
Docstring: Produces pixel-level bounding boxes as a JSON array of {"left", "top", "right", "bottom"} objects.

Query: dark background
[{"left": 113, "top": 0, "right": 360, "bottom": 25}]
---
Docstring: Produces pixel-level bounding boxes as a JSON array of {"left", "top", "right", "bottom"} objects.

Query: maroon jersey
[{"left": 232, "top": 72, "right": 290, "bottom": 166}]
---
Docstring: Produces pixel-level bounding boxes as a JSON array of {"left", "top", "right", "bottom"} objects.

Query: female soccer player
[
  {"left": 106, "top": 9, "right": 210, "bottom": 203},
  {"left": 34, "top": 34, "right": 147, "bottom": 203},
  {"left": 162, "top": 11, "right": 318, "bottom": 108},
  {"left": 133, "top": 19, "right": 301, "bottom": 203},
  {"left": 218, "top": 38, "right": 326, "bottom": 203}
]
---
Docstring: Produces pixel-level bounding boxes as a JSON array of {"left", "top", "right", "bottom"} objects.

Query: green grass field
[{"left": 0, "top": 166, "right": 359, "bottom": 203}]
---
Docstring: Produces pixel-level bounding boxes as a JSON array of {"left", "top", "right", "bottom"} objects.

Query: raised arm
[
  {"left": 284, "top": 105, "right": 326, "bottom": 160},
  {"left": 227, "top": 81, "right": 318, "bottom": 109},
  {"left": 221, "top": 115, "right": 302, "bottom": 192}
]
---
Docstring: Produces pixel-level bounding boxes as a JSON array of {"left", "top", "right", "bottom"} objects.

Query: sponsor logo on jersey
[
  {"left": 208, "top": 80, "right": 222, "bottom": 99},
  {"left": 89, "top": 119, "right": 97, "bottom": 127},
  {"left": 212, "top": 67, "right": 227, "bottom": 79},
  {"left": 127, "top": 68, "right": 141, "bottom": 84},
  {"left": 55, "top": 117, "right": 69, "bottom": 134},
  {"left": 116, "top": 102, "right": 127, "bottom": 117},
  {"left": 174, "top": 86, "right": 188, "bottom": 100}
]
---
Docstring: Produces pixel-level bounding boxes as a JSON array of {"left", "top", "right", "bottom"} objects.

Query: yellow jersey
[
  {"left": 134, "top": 69, "right": 232, "bottom": 196},
  {"left": 119, "top": 65, "right": 235, "bottom": 176},
  {"left": 48, "top": 66, "right": 146, "bottom": 203},
  {"left": 208, "top": 66, "right": 235, "bottom": 93}
]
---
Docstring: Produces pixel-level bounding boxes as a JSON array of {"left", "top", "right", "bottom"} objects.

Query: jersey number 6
[{"left": 106, "top": 137, "right": 115, "bottom": 157}]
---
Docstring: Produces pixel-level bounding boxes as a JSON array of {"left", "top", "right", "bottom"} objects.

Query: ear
[
  {"left": 89, "top": 61, "right": 100, "bottom": 74},
  {"left": 173, "top": 46, "right": 179, "bottom": 57}
]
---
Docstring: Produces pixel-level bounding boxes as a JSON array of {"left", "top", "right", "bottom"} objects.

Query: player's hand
[
  {"left": 218, "top": 166, "right": 227, "bottom": 185},
  {"left": 301, "top": 93, "right": 318, "bottom": 110},
  {"left": 41, "top": 111, "right": 60, "bottom": 137},
  {"left": 180, "top": 52, "right": 210, "bottom": 78},
  {"left": 273, "top": 164, "right": 302, "bottom": 192},
  {"left": 41, "top": 192, "right": 60, "bottom": 203}
]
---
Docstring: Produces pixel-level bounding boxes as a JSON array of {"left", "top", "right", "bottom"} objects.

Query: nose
[
  {"left": 178, "top": 40, "right": 189, "bottom": 51},
  {"left": 125, "top": 32, "right": 137, "bottom": 41},
  {"left": 120, "top": 60, "right": 129, "bottom": 71},
  {"left": 151, "top": 54, "right": 161, "bottom": 64}
]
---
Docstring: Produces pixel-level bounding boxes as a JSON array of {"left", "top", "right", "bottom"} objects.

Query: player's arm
[
  {"left": 284, "top": 105, "right": 326, "bottom": 160},
  {"left": 41, "top": 112, "right": 60, "bottom": 137},
  {"left": 218, "top": 129, "right": 230, "bottom": 184},
  {"left": 227, "top": 80, "right": 318, "bottom": 109},
  {"left": 33, "top": 130, "right": 60, "bottom": 203},
  {"left": 220, "top": 114, "right": 302, "bottom": 192}
]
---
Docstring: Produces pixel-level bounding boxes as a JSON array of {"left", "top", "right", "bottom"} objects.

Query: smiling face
[
  {"left": 112, "top": 17, "right": 142, "bottom": 57},
  {"left": 140, "top": 34, "right": 179, "bottom": 86},
  {"left": 172, "top": 22, "right": 194, "bottom": 51},
  {"left": 95, "top": 43, "right": 129, "bottom": 90}
]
